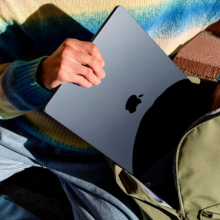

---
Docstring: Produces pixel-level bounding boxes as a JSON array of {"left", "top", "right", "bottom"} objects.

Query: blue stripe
[{"left": 69, "top": 1, "right": 220, "bottom": 37}]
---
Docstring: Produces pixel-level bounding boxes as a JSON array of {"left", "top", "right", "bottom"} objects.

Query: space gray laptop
[{"left": 44, "top": 6, "right": 188, "bottom": 175}]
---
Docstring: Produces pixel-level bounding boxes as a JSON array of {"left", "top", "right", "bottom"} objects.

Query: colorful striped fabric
[
  {"left": 1, "top": 0, "right": 220, "bottom": 55},
  {"left": 0, "top": 0, "right": 220, "bottom": 153}
]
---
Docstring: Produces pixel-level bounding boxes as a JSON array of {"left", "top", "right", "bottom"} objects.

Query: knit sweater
[{"left": 0, "top": 0, "right": 220, "bottom": 154}]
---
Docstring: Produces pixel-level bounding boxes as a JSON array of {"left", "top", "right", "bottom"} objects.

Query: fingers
[
  {"left": 70, "top": 75, "right": 93, "bottom": 88},
  {"left": 75, "top": 52, "right": 105, "bottom": 79},
  {"left": 56, "top": 67, "right": 93, "bottom": 88},
  {"left": 58, "top": 58, "right": 101, "bottom": 88},
  {"left": 76, "top": 65, "right": 101, "bottom": 85},
  {"left": 61, "top": 45, "right": 105, "bottom": 80},
  {"left": 64, "top": 39, "right": 105, "bottom": 67},
  {"left": 64, "top": 38, "right": 105, "bottom": 70},
  {"left": 62, "top": 60, "right": 101, "bottom": 85},
  {"left": 40, "top": 38, "right": 106, "bottom": 90},
  {"left": 82, "top": 42, "right": 105, "bottom": 68},
  {"left": 40, "top": 38, "right": 106, "bottom": 89}
]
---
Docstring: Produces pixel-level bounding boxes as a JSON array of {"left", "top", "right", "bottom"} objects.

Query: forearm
[{"left": 0, "top": 57, "right": 52, "bottom": 119}]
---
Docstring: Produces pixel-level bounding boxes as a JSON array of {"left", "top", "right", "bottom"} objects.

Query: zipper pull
[{"left": 177, "top": 210, "right": 188, "bottom": 220}]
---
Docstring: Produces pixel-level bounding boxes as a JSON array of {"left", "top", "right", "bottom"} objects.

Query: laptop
[{"left": 44, "top": 6, "right": 188, "bottom": 175}]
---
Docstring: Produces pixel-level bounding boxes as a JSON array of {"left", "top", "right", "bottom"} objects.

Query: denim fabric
[
  {"left": 0, "top": 120, "right": 142, "bottom": 220},
  {"left": 0, "top": 195, "right": 40, "bottom": 220}
]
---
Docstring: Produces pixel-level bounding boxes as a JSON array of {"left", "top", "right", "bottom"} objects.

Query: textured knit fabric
[{"left": 0, "top": 0, "right": 220, "bottom": 153}]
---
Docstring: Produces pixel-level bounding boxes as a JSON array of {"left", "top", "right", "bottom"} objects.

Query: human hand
[
  {"left": 209, "top": 84, "right": 220, "bottom": 111},
  {"left": 38, "top": 38, "right": 105, "bottom": 90}
]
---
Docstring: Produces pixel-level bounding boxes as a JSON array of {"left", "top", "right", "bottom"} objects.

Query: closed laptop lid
[{"left": 44, "top": 6, "right": 188, "bottom": 175}]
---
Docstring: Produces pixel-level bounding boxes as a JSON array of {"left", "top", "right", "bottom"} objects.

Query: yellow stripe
[
  {"left": 25, "top": 110, "right": 90, "bottom": 149},
  {"left": 0, "top": 0, "right": 162, "bottom": 23}
]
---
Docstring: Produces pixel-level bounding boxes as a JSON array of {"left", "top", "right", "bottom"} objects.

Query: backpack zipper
[{"left": 177, "top": 210, "right": 188, "bottom": 220}]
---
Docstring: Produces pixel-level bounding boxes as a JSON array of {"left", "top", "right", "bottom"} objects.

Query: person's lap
[{"left": 0, "top": 119, "right": 142, "bottom": 220}]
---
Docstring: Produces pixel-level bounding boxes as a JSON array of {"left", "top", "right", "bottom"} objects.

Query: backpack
[{"left": 107, "top": 77, "right": 220, "bottom": 220}]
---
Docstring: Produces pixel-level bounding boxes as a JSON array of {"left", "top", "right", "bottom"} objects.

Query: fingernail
[
  {"left": 102, "top": 70, "right": 105, "bottom": 78},
  {"left": 96, "top": 78, "right": 101, "bottom": 84},
  {"left": 100, "top": 70, "right": 105, "bottom": 79},
  {"left": 101, "top": 60, "right": 105, "bottom": 67}
]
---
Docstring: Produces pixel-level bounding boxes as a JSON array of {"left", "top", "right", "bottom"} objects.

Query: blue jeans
[{"left": 0, "top": 120, "right": 142, "bottom": 220}]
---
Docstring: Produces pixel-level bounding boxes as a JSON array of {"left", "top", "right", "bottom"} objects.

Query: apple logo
[{"left": 125, "top": 94, "right": 143, "bottom": 113}]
